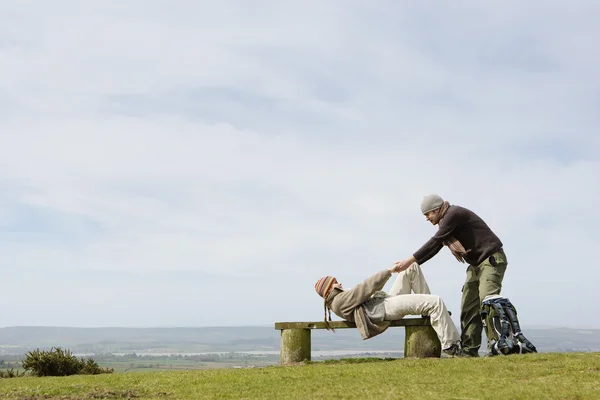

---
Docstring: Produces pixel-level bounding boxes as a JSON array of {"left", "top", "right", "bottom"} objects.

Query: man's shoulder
[
  {"left": 438, "top": 205, "right": 471, "bottom": 229},
  {"left": 440, "top": 204, "right": 464, "bottom": 222},
  {"left": 448, "top": 204, "right": 477, "bottom": 218},
  {"left": 449, "top": 204, "right": 466, "bottom": 213},
  {"left": 451, "top": 204, "right": 483, "bottom": 219}
]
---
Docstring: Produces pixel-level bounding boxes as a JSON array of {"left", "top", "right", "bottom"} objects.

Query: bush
[{"left": 22, "top": 347, "right": 114, "bottom": 377}]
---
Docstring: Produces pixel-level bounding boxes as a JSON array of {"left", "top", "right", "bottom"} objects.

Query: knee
[
  {"left": 408, "top": 262, "right": 422, "bottom": 274},
  {"left": 429, "top": 295, "right": 443, "bottom": 306}
]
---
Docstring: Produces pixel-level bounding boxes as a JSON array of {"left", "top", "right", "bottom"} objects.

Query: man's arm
[
  {"left": 394, "top": 235, "right": 445, "bottom": 272},
  {"left": 413, "top": 237, "right": 444, "bottom": 265},
  {"left": 395, "top": 207, "right": 465, "bottom": 270}
]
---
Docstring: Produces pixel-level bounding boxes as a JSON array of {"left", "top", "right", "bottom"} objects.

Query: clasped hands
[{"left": 389, "top": 256, "right": 417, "bottom": 274}]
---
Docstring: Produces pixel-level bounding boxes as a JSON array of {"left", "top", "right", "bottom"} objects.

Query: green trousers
[{"left": 460, "top": 249, "right": 507, "bottom": 356}]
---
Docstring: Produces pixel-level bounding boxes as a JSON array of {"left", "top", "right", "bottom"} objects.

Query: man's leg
[
  {"left": 460, "top": 250, "right": 508, "bottom": 356},
  {"left": 478, "top": 250, "right": 508, "bottom": 350},
  {"left": 383, "top": 294, "right": 459, "bottom": 350},
  {"left": 460, "top": 265, "right": 482, "bottom": 356},
  {"left": 388, "top": 262, "right": 431, "bottom": 296}
]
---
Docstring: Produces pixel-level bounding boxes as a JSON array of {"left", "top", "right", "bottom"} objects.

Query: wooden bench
[{"left": 274, "top": 317, "right": 441, "bottom": 365}]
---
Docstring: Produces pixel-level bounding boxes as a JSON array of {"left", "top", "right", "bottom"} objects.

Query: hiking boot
[{"left": 441, "top": 344, "right": 466, "bottom": 358}]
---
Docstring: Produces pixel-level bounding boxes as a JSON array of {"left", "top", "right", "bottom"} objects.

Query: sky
[{"left": 0, "top": 1, "right": 598, "bottom": 329}]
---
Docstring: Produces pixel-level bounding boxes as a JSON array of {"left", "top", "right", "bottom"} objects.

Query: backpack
[{"left": 480, "top": 295, "right": 537, "bottom": 356}]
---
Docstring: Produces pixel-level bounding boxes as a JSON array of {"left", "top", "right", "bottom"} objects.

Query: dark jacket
[{"left": 413, "top": 205, "right": 503, "bottom": 266}]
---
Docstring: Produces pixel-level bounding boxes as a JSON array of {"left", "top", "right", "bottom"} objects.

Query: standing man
[{"left": 393, "top": 194, "right": 507, "bottom": 357}]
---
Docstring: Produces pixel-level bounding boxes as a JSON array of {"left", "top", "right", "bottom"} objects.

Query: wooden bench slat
[{"left": 274, "top": 318, "right": 430, "bottom": 330}]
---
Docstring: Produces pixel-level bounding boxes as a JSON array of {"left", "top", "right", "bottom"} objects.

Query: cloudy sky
[{"left": 0, "top": 1, "right": 598, "bottom": 329}]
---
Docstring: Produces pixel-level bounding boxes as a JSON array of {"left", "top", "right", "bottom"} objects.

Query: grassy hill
[{"left": 1, "top": 352, "right": 599, "bottom": 399}]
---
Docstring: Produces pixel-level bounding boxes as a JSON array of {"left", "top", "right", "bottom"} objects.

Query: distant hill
[{"left": 1, "top": 326, "right": 599, "bottom": 355}]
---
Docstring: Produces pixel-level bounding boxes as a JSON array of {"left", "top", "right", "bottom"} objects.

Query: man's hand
[{"left": 393, "top": 256, "right": 417, "bottom": 273}]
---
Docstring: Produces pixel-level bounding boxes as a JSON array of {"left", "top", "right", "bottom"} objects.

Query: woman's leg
[
  {"left": 383, "top": 294, "right": 460, "bottom": 349},
  {"left": 388, "top": 262, "right": 432, "bottom": 296}
]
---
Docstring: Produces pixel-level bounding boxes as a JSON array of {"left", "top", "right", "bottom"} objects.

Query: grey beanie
[{"left": 421, "top": 194, "right": 444, "bottom": 214}]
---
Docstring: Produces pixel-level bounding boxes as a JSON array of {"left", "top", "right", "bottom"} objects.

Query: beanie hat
[
  {"left": 315, "top": 276, "right": 338, "bottom": 299},
  {"left": 314, "top": 276, "right": 338, "bottom": 332},
  {"left": 421, "top": 194, "right": 444, "bottom": 214}
]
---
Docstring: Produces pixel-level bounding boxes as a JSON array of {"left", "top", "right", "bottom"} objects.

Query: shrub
[{"left": 22, "top": 347, "right": 114, "bottom": 377}]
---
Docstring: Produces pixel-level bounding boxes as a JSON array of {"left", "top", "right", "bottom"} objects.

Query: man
[
  {"left": 314, "top": 262, "right": 464, "bottom": 358},
  {"left": 393, "top": 194, "right": 507, "bottom": 357}
]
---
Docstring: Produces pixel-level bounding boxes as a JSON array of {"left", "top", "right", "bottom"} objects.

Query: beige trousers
[{"left": 383, "top": 263, "right": 460, "bottom": 349}]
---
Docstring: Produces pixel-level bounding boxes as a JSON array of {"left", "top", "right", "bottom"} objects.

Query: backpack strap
[
  {"left": 489, "top": 299, "right": 515, "bottom": 355},
  {"left": 501, "top": 298, "right": 537, "bottom": 354}
]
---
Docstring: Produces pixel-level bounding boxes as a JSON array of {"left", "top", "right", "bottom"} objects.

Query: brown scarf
[
  {"left": 438, "top": 201, "right": 469, "bottom": 263},
  {"left": 323, "top": 302, "right": 334, "bottom": 332}
]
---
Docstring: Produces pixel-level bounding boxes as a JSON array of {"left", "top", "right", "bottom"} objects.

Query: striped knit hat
[
  {"left": 315, "top": 276, "right": 338, "bottom": 299},
  {"left": 314, "top": 276, "right": 338, "bottom": 332}
]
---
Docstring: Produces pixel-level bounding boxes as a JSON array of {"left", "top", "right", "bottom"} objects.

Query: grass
[
  {"left": 1, "top": 354, "right": 278, "bottom": 374},
  {"left": 0, "top": 352, "right": 599, "bottom": 399},
  {"left": 98, "top": 359, "right": 262, "bottom": 373}
]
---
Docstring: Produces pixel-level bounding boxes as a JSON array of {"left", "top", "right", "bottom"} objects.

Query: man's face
[{"left": 424, "top": 209, "right": 441, "bottom": 225}]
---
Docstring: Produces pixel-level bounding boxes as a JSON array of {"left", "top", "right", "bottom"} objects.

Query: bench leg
[
  {"left": 404, "top": 325, "right": 441, "bottom": 358},
  {"left": 280, "top": 328, "right": 311, "bottom": 365}
]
